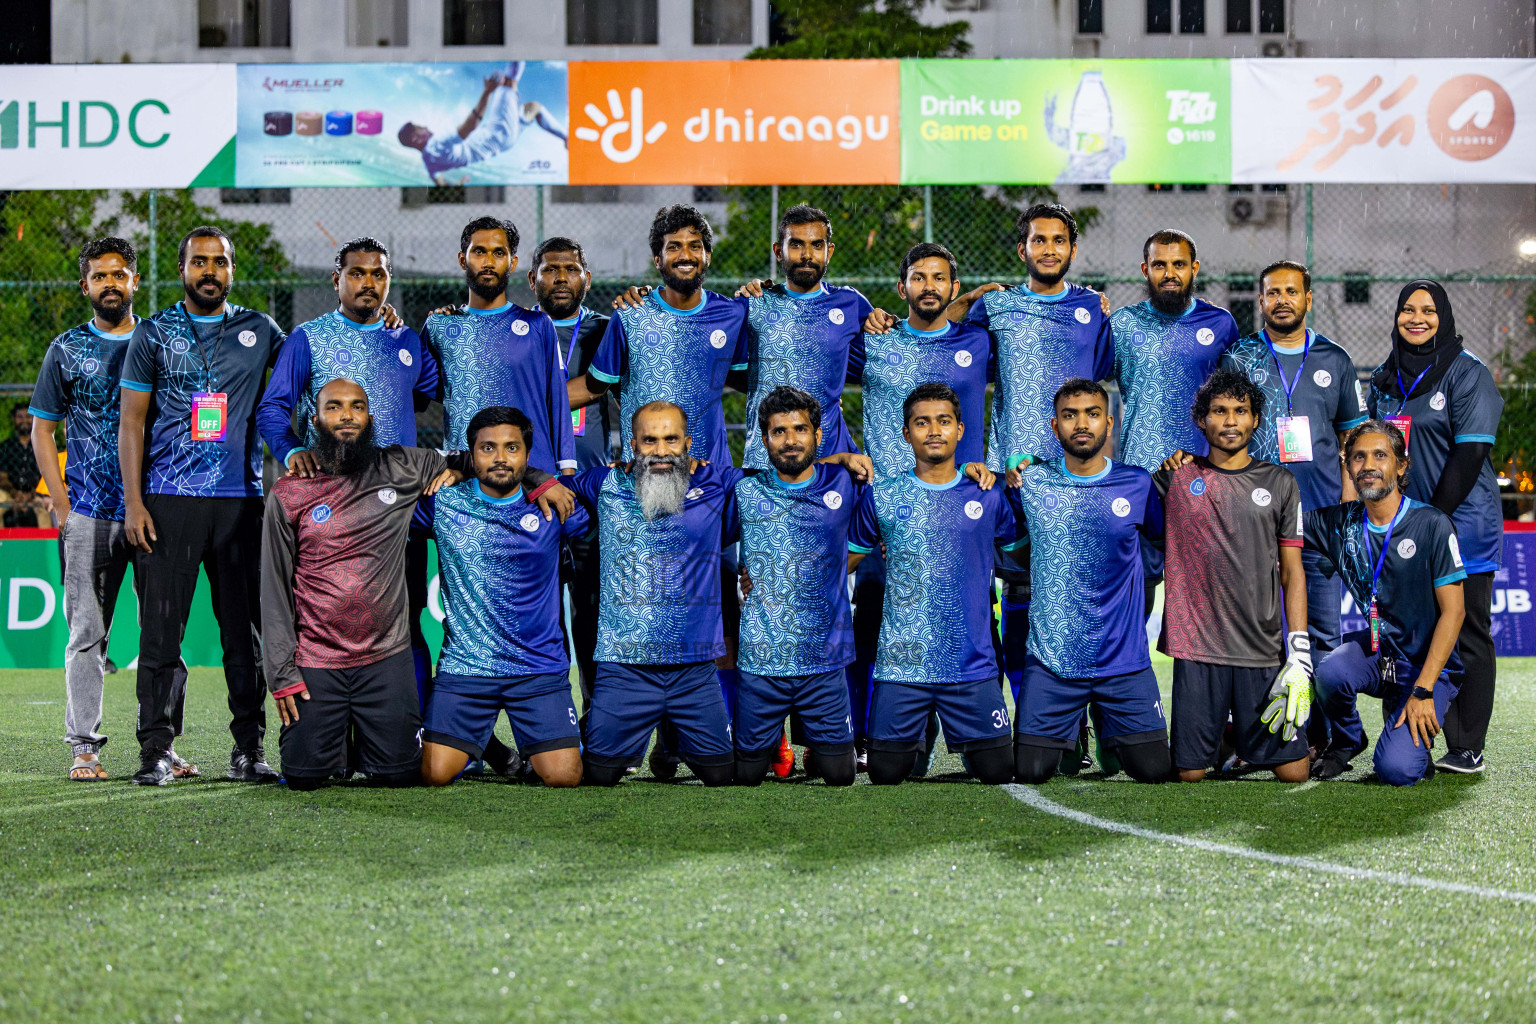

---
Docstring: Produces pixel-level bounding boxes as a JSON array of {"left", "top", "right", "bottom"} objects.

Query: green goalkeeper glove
[{"left": 1260, "top": 632, "right": 1313, "bottom": 742}]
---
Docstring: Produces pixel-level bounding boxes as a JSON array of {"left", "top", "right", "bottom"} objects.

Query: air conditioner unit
[
  {"left": 941, "top": 0, "right": 983, "bottom": 10},
  {"left": 1226, "top": 195, "right": 1289, "bottom": 226},
  {"left": 1259, "top": 39, "right": 1302, "bottom": 57}
]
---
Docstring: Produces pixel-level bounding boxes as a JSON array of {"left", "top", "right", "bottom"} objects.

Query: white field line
[{"left": 1003, "top": 784, "right": 1536, "bottom": 906}]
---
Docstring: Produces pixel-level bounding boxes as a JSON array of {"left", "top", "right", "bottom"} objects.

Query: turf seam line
[{"left": 1003, "top": 785, "right": 1536, "bottom": 906}]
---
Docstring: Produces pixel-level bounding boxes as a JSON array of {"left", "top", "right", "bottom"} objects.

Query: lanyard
[
  {"left": 560, "top": 308, "right": 586, "bottom": 373},
  {"left": 180, "top": 303, "right": 228, "bottom": 389},
  {"left": 1360, "top": 497, "right": 1404, "bottom": 606},
  {"left": 1261, "top": 329, "right": 1311, "bottom": 415},
  {"left": 1393, "top": 364, "right": 1433, "bottom": 414}
]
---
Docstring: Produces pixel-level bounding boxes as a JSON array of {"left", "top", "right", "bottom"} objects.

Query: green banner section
[{"left": 900, "top": 59, "right": 1230, "bottom": 185}]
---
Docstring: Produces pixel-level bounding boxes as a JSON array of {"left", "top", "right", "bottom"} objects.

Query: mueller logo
[
  {"left": 1428, "top": 75, "right": 1515, "bottom": 162},
  {"left": 261, "top": 77, "right": 345, "bottom": 92},
  {"left": 0, "top": 99, "right": 171, "bottom": 150},
  {"left": 574, "top": 88, "right": 668, "bottom": 164}
]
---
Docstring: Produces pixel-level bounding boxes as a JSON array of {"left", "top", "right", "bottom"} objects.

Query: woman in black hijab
[{"left": 1368, "top": 280, "right": 1504, "bottom": 774}]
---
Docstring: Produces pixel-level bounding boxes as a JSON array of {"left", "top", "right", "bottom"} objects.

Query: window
[
  {"left": 1227, "top": 183, "right": 1255, "bottom": 192},
  {"left": 694, "top": 0, "right": 750, "bottom": 44},
  {"left": 1146, "top": 0, "right": 1172, "bottom": 33},
  {"left": 1146, "top": 183, "right": 1176, "bottom": 193},
  {"left": 1078, "top": 183, "right": 1107, "bottom": 193},
  {"left": 1225, "top": 0, "right": 1251, "bottom": 33},
  {"left": 401, "top": 185, "right": 506, "bottom": 207},
  {"left": 1077, "top": 0, "right": 1104, "bottom": 34},
  {"left": 1344, "top": 273, "right": 1371, "bottom": 305},
  {"left": 1230, "top": 298, "right": 1255, "bottom": 335},
  {"left": 1179, "top": 0, "right": 1205, "bottom": 33},
  {"left": 567, "top": 0, "right": 658, "bottom": 45},
  {"left": 1227, "top": 272, "right": 1256, "bottom": 293},
  {"left": 347, "top": 0, "right": 407, "bottom": 46},
  {"left": 220, "top": 188, "right": 291, "bottom": 204},
  {"left": 1260, "top": 183, "right": 1288, "bottom": 193},
  {"left": 693, "top": 186, "right": 726, "bottom": 203},
  {"left": 198, "top": 0, "right": 291, "bottom": 47},
  {"left": 444, "top": 0, "right": 504, "bottom": 44},
  {"left": 1180, "top": 183, "right": 1208, "bottom": 192},
  {"left": 1258, "top": 0, "right": 1284, "bottom": 32}
]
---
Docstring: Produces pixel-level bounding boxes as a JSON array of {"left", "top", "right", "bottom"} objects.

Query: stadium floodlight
[{"left": 1519, "top": 238, "right": 1536, "bottom": 259}]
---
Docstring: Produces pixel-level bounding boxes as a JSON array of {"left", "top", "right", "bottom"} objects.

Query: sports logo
[
  {"left": 335, "top": 349, "right": 354, "bottom": 365},
  {"left": 520, "top": 512, "right": 541, "bottom": 532},
  {"left": 885, "top": 351, "right": 903, "bottom": 366},
  {"left": 685, "top": 487, "right": 703, "bottom": 501},
  {"left": 378, "top": 487, "right": 398, "bottom": 505},
  {"left": 709, "top": 329, "right": 728, "bottom": 349},
  {"left": 828, "top": 308, "right": 845, "bottom": 325},
  {"left": 1428, "top": 75, "right": 1515, "bottom": 162},
  {"left": 1189, "top": 477, "right": 1206, "bottom": 496},
  {"left": 511, "top": 319, "right": 530, "bottom": 336},
  {"left": 1196, "top": 327, "right": 1216, "bottom": 346},
  {"left": 1429, "top": 391, "right": 1447, "bottom": 411},
  {"left": 398, "top": 349, "right": 413, "bottom": 366},
  {"left": 238, "top": 329, "right": 258, "bottom": 348},
  {"left": 573, "top": 87, "right": 668, "bottom": 164},
  {"left": 823, "top": 491, "right": 843, "bottom": 510},
  {"left": 1449, "top": 534, "right": 1463, "bottom": 567},
  {"left": 954, "top": 350, "right": 973, "bottom": 368},
  {"left": 1313, "top": 369, "right": 1332, "bottom": 387},
  {"left": 756, "top": 497, "right": 774, "bottom": 515},
  {"left": 311, "top": 504, "right": 332, "bottom": 523},
  {"left": 896, "top": 504, "right": 912, "bottom": 521},
  {"left": 1111, "top": 497, "right": 1131, "bottom": 517},
  {"left": 1354, "top": 381, "right": 1368, "bottom": 412},
  {"left": 171, "top": 338, "right": 190, "bottom": 355},
  {"left": 81, "top": 358, "right": 100, "bottom": 375},
  {"left": 964, "top": 500, "right": 984, "bottom": 520},
  {"left": 1074, "top": 306, "right": 1092, "bottom": 324},
  {"left": 1251, "top": 487, "right": 1272, "bottom": 507},
  {"left": 1397, "top": 538, "right": 1417, "bottom": 559}
]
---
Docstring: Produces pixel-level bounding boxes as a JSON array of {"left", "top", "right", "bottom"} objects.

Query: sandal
[
  {"left": 169, "top": 750, "right": 200, "bottom": 779},
  {"left": 69, "top": 755, "right": 108, "bottom": 781}
]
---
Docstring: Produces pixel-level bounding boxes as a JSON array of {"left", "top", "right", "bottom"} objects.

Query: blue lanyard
[
  {"left": 1261, "top": 329, "right": 1311, "bottom": 415},
  {"left": 1393, "top": 364, "right": 1433, "bottom": 414},
  {"left": 1360, "top": 497, "right": 1403, "bottom": 605},
  {"left": 556, "top": 308, "right": 585, "bottom": 373}
]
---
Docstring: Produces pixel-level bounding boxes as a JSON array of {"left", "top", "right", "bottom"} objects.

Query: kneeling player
[
  {"left": 1008, "top": 380, "right": 1172, "bottom": 784},
  {"left": 846, "top": 383, "right": 1018, "bottom": 785},
  {"left": 421, "top": 407, "right": 588, "bottom": 788},
  {"left": 261, "top": 379, "right": 464, "bottom": 791},
  {"left": 1156, "top": 370, "right": 1311, "bottom": 783}
]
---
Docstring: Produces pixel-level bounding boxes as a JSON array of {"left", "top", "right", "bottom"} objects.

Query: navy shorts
[
  {"left": 868, "top": 677, "right": 1012, "bottom": 754},
  {"left": 1170, "top": 659, "right": 1309, "bottom": 771},
  {"left": 1015, "top": 656, "right": 1167, "bottom": 750},
  {"left": 283, "top": 648, "right": 421, "bottom": 779},
  {"left": 735, "top": 669, "right": 853, "bottom": 755},
  {"left": 423, "top": 671, "right": 579, "bottom": 758},
  {"left": 584, "top": 660, "right": 735, "bottom": 769}
]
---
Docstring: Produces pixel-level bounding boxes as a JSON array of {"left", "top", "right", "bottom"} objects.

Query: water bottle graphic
[{"left": 1045, "top": 71, "right": 1127, "bottom": 185}]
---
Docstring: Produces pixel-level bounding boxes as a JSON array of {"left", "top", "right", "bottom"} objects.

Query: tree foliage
[{"left": 748, "top": 0, "right": 972, "bottom": 60}]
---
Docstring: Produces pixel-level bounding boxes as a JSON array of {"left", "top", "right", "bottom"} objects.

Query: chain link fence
[{"left": 1, "top": 182, "right": 1532, "bottom": 519}]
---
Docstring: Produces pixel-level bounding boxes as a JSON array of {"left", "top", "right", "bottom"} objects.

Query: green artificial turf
[{"left": 1, "top": 661, "right": 1533, "bottom": 1023}]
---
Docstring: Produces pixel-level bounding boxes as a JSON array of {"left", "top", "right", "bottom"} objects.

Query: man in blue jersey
[
  {"left": 257, "top": 238, "right": 442, "bottom": 700},
  {"left": 1306, "top": 421, "right": 1467, "bottom": 785},
  {"left": 1010, "top": 378, "right": 1172, "bottom": 786},
  {"left": 119, "top": 226, "right": 286, "bottom": 786},
  {"left": 422, "top": 406, "right": 587, "bottom": 789},
  {"left": 847, "top": 382, "right": 1018, "bottom": 786}
]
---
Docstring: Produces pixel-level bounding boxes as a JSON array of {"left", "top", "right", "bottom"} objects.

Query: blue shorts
[
  {"left": 868, "top": 677, "right": 1012, "bottom": 754},
  {"left": 735, "top": 669, "right": 853, "bottom": 756},
  {"left": 423, "top": 671, "right": 579, "bottom": 758},
  {"left": 585, "top": 660, "right": 735, "bottom": 769},
  {"left": 1016, "top": 656, "right": 1167, "bottom": 750}
]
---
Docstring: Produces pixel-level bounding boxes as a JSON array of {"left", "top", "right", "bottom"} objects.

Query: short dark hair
[
  {"left": 757, "top": 385, "right": 822, "bottom": 435},
  {"left": 334, "top": 236, "right": 391, "bottom": 274},
  {"left": 466, "top": 405, "right": 533, "bottom": 449},
  {"left": 78, "top": 236, "right": 137, "bottom": 279},
  {"left": 898, "top": 242, "right": 958, "bottom": 284},
  {"left": 177, "top": 226, "right": 233, "bottom": 268},
  {"left": 1192, "top": 368, "right": 1266, "bottom": 424},
  {"left": 778, "top": 203, "right": 832, "bottom": 245},
  {"left": 632, "top": 399, "right": 689, "bottom": 432},
  {"left": 531, "top": 235, "right": 589, "bottom": 270},
  {"left": 1343, "top": 418, "right": 1412, "bottom": 485},
  {"left": 1143, "top": 228, "right": 1197, "bottom": 264},
  {"left": 648, "top": 204, "right": 714, "bottom": 257},
  {"left": 1260, "top": 259, "right": 1311, "bottom": 294},
  {"left": 1054, "top": 377, "right": 1108, "bottom": 410},
  {"left": 1016, "top": 203, "right": 1078, "bottom": 248},
  {"left": 460, "top": 216, "right": 519, "bottom": 256},
  {"left": 903, "top": 381, "right": 962, "bottom": 424},
  {"left": 13, "top": 399, "right": 31, "bottom": 418}
]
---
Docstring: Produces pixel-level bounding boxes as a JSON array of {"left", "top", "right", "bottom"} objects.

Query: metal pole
[
  {"left": 147, "top": 188, "right": 159, "bottom": 312},
  {"left": 535, "top": 184, "right": 545, "bottom": 243},
  {"left": 923, "top": 185, "right": 933, "bottom": 243},
  {"left": 1304, "top": 183, "right": 1313, "bottom": 268},
  {"left": 768, "top": 185, "right": 779, "bottom": 281}
]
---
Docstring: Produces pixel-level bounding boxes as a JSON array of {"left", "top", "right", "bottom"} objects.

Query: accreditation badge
[
  {"left": 191, "top": 392, "right": 228, "bottom": 442},
  {"left": 1276, "top": 415, "right": 1313, "bottom": 463},
  {"left": 571, "top": 405, "right": 587, "bottom": 437},
  {"left": 1385, "top": 414, "right": 1411, "bottom": 450}
]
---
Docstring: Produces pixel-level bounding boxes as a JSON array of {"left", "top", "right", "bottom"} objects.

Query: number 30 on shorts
[{"left": 992, "top": 708, "right": 1010, "bottom": 729}]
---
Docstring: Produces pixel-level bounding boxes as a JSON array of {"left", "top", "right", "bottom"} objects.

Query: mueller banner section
[
  {"left": 236, "top": 61, "right": 568, "bottom": 187},
  {"left": 567, "top": 60, "right": 899, "bottom": 185},
  {"left": 0, "top": 64, "right": 235, "bottom": 188},
  {"left": 1231, "top": 58, "right": 1536, "bottom": 183},
  {"left": 901, "top": 59, "right": 1230, "bottom": 185}
]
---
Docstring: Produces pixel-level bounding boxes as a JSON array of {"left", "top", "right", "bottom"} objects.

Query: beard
[
  {"left": 1147, "top": 275, "right": 1193, "bottom": 317},
  {"left": 536, "top": 284, "right": 582, "bottom": 320},
  {"left": 634, "top": 454, "right": 690, "bottom": 520},
  {"left": 1354, "top": 471, "right": 1397, "bottom": 502},
  {"left": 314, "top": 419, "right": 377, "bottom": 476},
  {"left": 466, "top": 265, "right": 507, "bottom": 303},
  {"left": 659, "top": 263, "right": 705, "bottom": 297},
  {"left": 184, "top": 275, "right": 230, "bottom": 312},
  {"left": 1025, "top": 251, "right": 1071, "bottom": 289},
  {"left": 783, "top": 258, "right": 824, "bottom": 290},
  {"left": 477, "top": 462, "right": 525, "bottom": 494},
  {"left": 90, "top": 290, "right": 131, "bottom": 325},
  {"left": 1261, "top": 304, "right": 1307, "bottom": 334},
  {"left": 1061, "top": 429, "right": 1108, "bottom": 461},
  {"left": 768, "top": 444, "right": 816, "bottom": 477}
]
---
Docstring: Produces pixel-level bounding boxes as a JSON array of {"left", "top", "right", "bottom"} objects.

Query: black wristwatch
[{"left": 1411, "top": 686, "right": 1435, "bottom": 701}]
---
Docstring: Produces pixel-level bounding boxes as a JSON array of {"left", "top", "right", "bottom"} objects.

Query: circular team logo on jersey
[
  {"left": 685, "top": 487, "right": 704, "bottom": 501},
  {"left": 1251, "top": 487, "right": 1273, "bottom": 507},
  {"left": 886, "top": 351, "right": 903, "bottom": 366},
  {"left": 1252, "top": 368, "right": 1269, "bottom": 385},
  {"left": 81, "top": 358, "right": 100, "bottom": 375},
  {"left": 335, "top": 349, "right": 354, "bottom": 366},
  {"left": 1132, "top": 330, "right": 1148, "bottom": 347},
  {"left": 1041, "top": 490, "right": 1060, "bottom": 512},
  {"left": 1196, "top": 327, "right": 1216, "bottom": 346},
  {"left": 756, "top": 497, "right": 774, "bottom": 515},
  {"left": 1313, "top": 369, "right": 1333, "bottom": 388},
  {"left": 1397, "top": 538, "right": 1418, "bottom": 559},
  {"left": 520, "top": 512, "right": 541, "bottom": 532},
  {"left": 171, "top": 338, "right": 190, "bottom": 355},
  {"left": 896, "top": 504, "right": 912, "bottom": 521},
  {"left": 1189, "top": 477, "right": 1207, "bottom": 496},
  {"left": 238, "top": 329, "right": 258, "bottom": 348},
  {"left": 453, "top": 511, "right": 471, "bottom": 528},
  {"left": 1074, "top": 307, "right": 1092, "bottom": 325},
  {"left": 1430, "top": 391, "right": 1447, "bottom": 411},
  {"left": 311, "top": 504, "right": 332, "bottom": 524},
  {"left": 964, "top": 500, "right": 984, "bottom": 520},
  {"left": 709, "top": 330, "right": 729, "bottom": 349},
  {"left": 1111, "top": 497, "right": 1132, "bottom": 518},
  {"left": 443, "top": 323, "right": 464, "bottom": 341},
  {"left": 954, "top": 350, "right": 973, "bottom": 368},
  {"left": 823, "top": 491, "right": 843, "bottom": 510},
  {"left": 511, "top": 319, "right": 530, "bottom": 336},
  {"left": 378, "top": 487, "right": 398, "bottom": 505},
  {"left": 398, "top": 349, "right": 413, "bottom": 367},
  {"left": 828, "top": 308, "right": 845, "bottom": 325}
]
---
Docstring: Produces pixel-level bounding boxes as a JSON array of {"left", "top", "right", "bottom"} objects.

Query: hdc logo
[{"left": 0, "top": 99, "right": 172, "bottom": 150}]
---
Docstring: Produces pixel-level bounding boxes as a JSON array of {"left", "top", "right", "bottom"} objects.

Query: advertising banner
[
  {"left": 1231, "top": 58, "right": 1536, "bottom": 183},
  {"left": 567, "top": 60, "right": 899, "bottom": 185},
  {"left": 901, "top": 59, "right": 1230, "bottom": 185},
  {"left": 0, "top": 64, "right": 235, "bottom": 188},
  {"left": 235, "top": 61, "right": 568, "bottom": 187}
]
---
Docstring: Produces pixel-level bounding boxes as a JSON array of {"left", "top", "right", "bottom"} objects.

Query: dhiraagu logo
[
  {"left": 574, "top": 88, "right": 667, "bottom": 164},
  {"left": 0, "top": 98, "right": 172, "bottom": 150}
]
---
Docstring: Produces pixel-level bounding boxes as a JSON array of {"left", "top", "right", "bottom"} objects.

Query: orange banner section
[{"left": 569, "top": 60, "right": 900, "bottom": 185}]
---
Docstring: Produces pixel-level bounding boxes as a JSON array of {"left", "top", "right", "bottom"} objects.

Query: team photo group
[{"left": 38, "top": 196, "right": 1502, "bottom": 793}]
